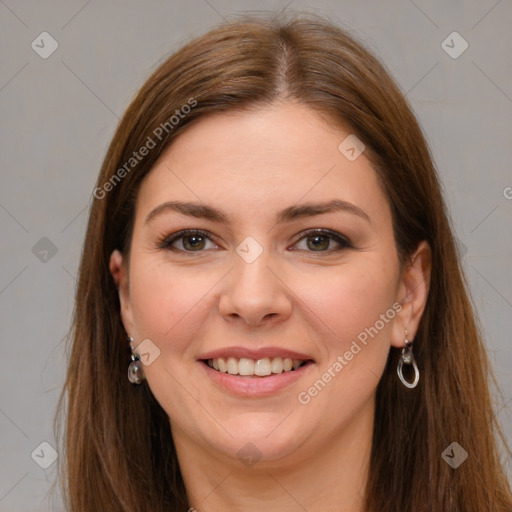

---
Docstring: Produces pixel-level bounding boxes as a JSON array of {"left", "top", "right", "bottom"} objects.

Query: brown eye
[
  {"left": 157, "top": 230, "right": 218, "bottom": 252},
  {"left": 293, "top": 229, "right": 352, "bottom": 253},
  {"left": 181, "top": 234, "right": 206, "bottom": 251},
  {"left": 306, "top": 234, "right": 330, "bottom": 251}
]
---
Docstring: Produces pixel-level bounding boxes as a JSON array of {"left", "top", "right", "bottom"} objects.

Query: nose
[{"left": 218, "top": 248, "right": 292, "bottom": 327}]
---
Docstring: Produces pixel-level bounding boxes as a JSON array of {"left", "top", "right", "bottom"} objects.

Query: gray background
[{"left": 1, "top": 0, "right": 511, "bottom": 510}]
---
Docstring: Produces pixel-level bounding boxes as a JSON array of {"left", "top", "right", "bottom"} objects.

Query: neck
[{"left": 174, "top": 397, "right": 374, "bottom": 512}]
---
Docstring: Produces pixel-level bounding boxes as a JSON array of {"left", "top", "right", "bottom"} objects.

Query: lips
[
  {"left": 198, "top": 346, "right": 315, "bottom": 362},
  {"left": 205, "top": 356, "right": 308, "bottom": 377},
  {"left": 198, "top": 347, "right": 314, "bottom": 377},
  {"left": 197, "top": 346, "right": 315, "bottom": 395}
]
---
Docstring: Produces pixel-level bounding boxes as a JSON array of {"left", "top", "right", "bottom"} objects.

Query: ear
[
  {"left": 391, "top": 241, "right": 432, "bottom": 348},
  {"left": 109, "top": 249, "right": 135, "bottom": 336}
]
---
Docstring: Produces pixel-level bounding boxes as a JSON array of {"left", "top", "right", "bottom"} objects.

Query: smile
[
  {"left": 197, "top": 346, "right": 315, "bottom": 395},
  {"left": 203, "top": 356, "right": 310, "bottom": 377}
]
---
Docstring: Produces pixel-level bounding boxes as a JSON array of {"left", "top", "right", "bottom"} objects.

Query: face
[{"left": 110, "top": 101, "right": 429, "bottom": 467}]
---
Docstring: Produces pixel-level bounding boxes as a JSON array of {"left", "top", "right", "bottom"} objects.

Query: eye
[
  {"left": 157, "top": 228, "right": 352, "bottom": 254},
  {"left": 157, "top": 230, "right": 218, "bottom": 252},
  {"left": 292, "top": 229, "right": 352, "bottom": 253}
]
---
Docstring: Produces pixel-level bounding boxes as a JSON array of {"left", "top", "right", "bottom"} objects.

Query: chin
[{"left": 207, "top": 417, "right": 312, "bottom": 467}]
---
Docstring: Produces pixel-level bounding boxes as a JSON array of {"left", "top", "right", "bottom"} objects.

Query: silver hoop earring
[
  {"left": 397, "top": 330, "right": 419, "bottom": 389},
  {"left": 127, "top": 336, "right": 145, "bottom": 384}
]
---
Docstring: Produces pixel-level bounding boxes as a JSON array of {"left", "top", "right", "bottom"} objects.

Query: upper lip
[{"left": 198, "top": 346, "right": 315, "bottom": 362}]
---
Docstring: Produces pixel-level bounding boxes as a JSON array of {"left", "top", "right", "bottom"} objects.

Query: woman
[{"left": 56, "top": 14, "right": 512, "bottom": 511}]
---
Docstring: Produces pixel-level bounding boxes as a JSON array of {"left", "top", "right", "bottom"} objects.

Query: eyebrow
[{"left": 145, "top": 199, "right": 371, "bottom": 225}]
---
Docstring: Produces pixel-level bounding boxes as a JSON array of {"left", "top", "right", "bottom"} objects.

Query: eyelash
[{"left": 156, "top": 228, "right": 353, "bottom": 255}]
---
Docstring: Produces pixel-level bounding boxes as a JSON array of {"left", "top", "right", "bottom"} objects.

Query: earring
[
  {"left": 127, "top": 336, "right": 145, "bottom": 384},
  {"left": 397, "top": 329, "right": 419, "bottom": 389}
]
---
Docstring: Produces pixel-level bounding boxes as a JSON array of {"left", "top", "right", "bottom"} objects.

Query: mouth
[
  {"left": 201, "top": 357, "right": 314, "bottom": 378},
  {"left": 198, "top": 348, "right": 316, "bottom": 396}
]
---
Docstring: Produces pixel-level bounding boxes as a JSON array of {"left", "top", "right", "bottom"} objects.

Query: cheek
[
  {"left": 299, "top": 261, "right": 397, "bottom": 347},
  {"left": 296, "top": 260, "right": 397, "bottom": 403},
  {"left": 293, "top": 264, "right": 397, "bottom": 426},
  {"left": 128, "top": 258, "right": 214, "bottom": 349},
  {"left": 127, "top": 259, "right": 215, "bottom": 413}
]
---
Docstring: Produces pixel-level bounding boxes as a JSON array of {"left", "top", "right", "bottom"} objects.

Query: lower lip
[{"left": 198, "top": 361, "right": 314, "bottom": 397}]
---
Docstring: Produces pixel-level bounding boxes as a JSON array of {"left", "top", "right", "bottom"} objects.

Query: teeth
[
  {"left": 226, "top": 357, "right": 238, "bottom": 375},
  {"left": 238, "top": 358, "right": 255, "bottom": 375},
  {"left": 218, "top": 357, "right": 227, "bottom": 373},
  {"left": 207, "top": 356, "right": 306, "bottom": 376},
  {"left": 271, "top": 357, "right": 284, "bottom": 374},
  {"left": 254, "top": 357, "right": 271, "bottom": 376}
]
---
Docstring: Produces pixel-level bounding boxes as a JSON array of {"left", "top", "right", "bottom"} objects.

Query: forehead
[{"left": 135, "top": 102, "right": 389, "bottom": 225}]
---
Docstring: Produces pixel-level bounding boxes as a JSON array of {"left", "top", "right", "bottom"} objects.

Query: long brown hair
[{"left": 56, "top": 13, "right": 512, "bottom": 511}]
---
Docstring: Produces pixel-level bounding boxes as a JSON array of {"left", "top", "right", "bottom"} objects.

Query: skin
[{"left": 110, "top": 101, "right": 431, "bottom": 512}]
